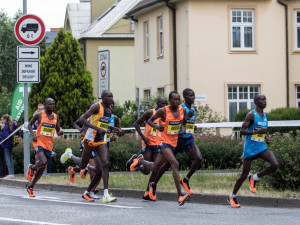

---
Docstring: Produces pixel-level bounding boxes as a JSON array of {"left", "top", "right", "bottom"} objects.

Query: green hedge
[
  {"left": 253, "top": 132, "right": 300, "bottom": 190},
  {"left": 12, "top": 134, "right": 243, "bottom": 173}
]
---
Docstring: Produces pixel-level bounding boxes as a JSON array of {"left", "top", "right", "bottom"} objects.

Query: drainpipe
[
  {"left": 165, "top": 1, "right": 177, "bottom": 91},
  {"left": 277, "top": 0, "right": 289, "bottom": 107}
]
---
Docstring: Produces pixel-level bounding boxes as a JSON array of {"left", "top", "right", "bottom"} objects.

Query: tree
[
  {"left": 29, "top": 29, "right": 94, "bottom": 128},
  {"left": 0, "top": 10, "right": 21, "bottom": 93}
]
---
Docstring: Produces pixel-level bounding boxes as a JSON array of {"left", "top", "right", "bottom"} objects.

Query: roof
[
  {"left": 125, "top": 0, "right": 166, "bottom": 18},
  {"left": 65, "top": 2, "right": 91, "bottom": 38},
  {"left": 78, "top": 0, "right": 140, "bottom": 39},
  {"left": 45, "top": 31, "right": 58, "bottom": 47}
]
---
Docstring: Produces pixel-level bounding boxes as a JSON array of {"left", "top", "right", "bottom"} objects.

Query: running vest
[
  {"left": 157, "top": 105, "right": 184, "bottom": 147},
  {"left": 244, "top": 109, "right": 268, "bottom": 157},
  {"left": 106, "top": 114, "right": 115, "bottom": 142},
  {"left": 33, "top": 111, "right": 57, "bottom": 151},
  {"left": 83, "top": 102, "right": 111, "bottom": 143},
  {"left": 142, "top": 109, "right": 159, "bottom": 147},
  {"left": 181, "top": 103, "right": 196, "bottom": 138}
]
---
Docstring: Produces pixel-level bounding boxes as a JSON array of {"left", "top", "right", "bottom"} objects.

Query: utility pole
[{"left": 23, "top": 0, "right": 30, "bottom": 176}]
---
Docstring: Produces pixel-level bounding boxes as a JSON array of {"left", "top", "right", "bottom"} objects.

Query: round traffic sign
[
  {"left": 101, "top": 62, "right": 106, "bottom": 77},
  {"left": 14, "top": 14, "right": 46, "bottom": 45}
]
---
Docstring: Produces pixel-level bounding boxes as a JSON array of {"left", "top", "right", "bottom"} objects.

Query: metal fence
[{"left": 62, "top": 120, "right": 300, "bottom": 139}]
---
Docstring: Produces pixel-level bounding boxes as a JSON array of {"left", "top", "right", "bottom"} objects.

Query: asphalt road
[{"left": 0, "top": 185, "right": 299, "bottom": 225}]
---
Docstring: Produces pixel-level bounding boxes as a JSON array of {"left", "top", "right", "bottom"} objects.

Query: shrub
[
  {"left": 252, "top": 132, "right": 300, "bottom": 190},
  {"left": 234, "top": 109, "right": 250, "bottom": 122},
  {"left": 194, "top": 134, "right": 243, "bottom": 169}
]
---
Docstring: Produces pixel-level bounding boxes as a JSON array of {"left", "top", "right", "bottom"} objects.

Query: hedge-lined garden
[{"left": 12, "top": 132, "right": 300, "bottom": 190}]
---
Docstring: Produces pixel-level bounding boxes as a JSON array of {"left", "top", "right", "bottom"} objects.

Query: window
[
  {"left": 157, "top": 87, "right": 165, "bottom": 96},
  {"left": 295, "top": 10, "right": 300, "bottom": 50},
  {"left": 228, "top": 85, "right": 260, "bottom": 121},
  {"left": 297, "top": 85, "right": 300, "bottom": 108},
  {"left": 157, "top": 16, "right": 163, "bottom": 57},
  {"left": 144, "top": 89, "right": 150, "bottom": 100},
  {"left": 231, "top": 9, "right": 254, "bottom": 50},
  {"left": 144, "top": 21, "right": 149, "bottom": 60}
]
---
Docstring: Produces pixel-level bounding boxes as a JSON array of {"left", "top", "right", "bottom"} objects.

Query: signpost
[
  {"left": 98, "top": 50, "right": 110, "bottom": 99},
  {"left": 14, "top": 9, "right": 45, "bottom": 176}
]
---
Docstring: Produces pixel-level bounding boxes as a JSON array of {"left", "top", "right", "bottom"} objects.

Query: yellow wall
[
  {"left": 186, "top": 0, "right": 287, "bottom": 119},
  {"left": 91, "top": 0, "right": 116, "bottom": 22},
  {"left": 85, "top": 39, "right": 135, "bottom": 103},
  {"left": 134, "top": 6, "right": 174, "bottom": 98},
  {"left": 289, "top": 1, "right": 300, "bottom": 107}
]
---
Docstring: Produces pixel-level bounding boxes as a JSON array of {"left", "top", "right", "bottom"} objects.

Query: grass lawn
[{"left": 15, "top": 171, "right": 300, "bottom": 199}]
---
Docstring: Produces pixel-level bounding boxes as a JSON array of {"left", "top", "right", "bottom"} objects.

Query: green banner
[{"left": 10, "top": 83, "right": 32, "bottom": 121}]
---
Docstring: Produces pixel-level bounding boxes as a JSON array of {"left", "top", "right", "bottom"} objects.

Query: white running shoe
[
  {"left": 60, "top": 148, "right": 72, "bottom": 164},
  {"left": 102, "top": 194, "right": 117, "bottom": 203},
  {"left": 89, "top": 192, "right": 100, "bottom": 200}
]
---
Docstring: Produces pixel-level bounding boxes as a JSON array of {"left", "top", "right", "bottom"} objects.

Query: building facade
[{"left": 126, "top": 0, "right": 300, "bottom": 121}]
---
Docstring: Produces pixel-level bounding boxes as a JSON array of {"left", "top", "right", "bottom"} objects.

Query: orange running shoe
[
  {"left": 143, "top": 191, "right": 153, "bottom": 201},
  {"left": 227, "top": 195, "right": 240, "bottom": 208},
  {"left": 178, "top": 194, "right": 190, "bottom": 206},
  {"left": 130, "top": 154, "right": 144, "bottom": 172},
  {"left": 26, "top": 164, "right": 34, "bottom": 182},
  {"left": 248, "top": 174, "right": 257, "bottom": 193},
  {"left": 126, "top": 154, "right": 137, "bottom": 171},
  {"left": 149, "top": 182, "right": 157, "bottom": 201},
  {"left": 80, "top": 168, "right": 88, "bottom": 179},
  {"left": 82, "top": 192, "right": 94, "bottom": 202},
  {"left": 68, "top": 166, "right": 75, "bottom": 183},
  {"left": 180, "top": 178, "right": 193, "bottom": 195},
  {"left": 26, "top": 184, "right": 35, "bottom": 198}
]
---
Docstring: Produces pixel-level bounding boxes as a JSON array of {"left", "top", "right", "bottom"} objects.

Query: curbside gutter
[{"left": 0, "top": 179, "right": 299, "bottom": 209}]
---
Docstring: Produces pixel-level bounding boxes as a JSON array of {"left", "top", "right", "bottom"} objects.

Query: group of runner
[{"left": 25, "top": 88, "right": 279, "bottom": 207}]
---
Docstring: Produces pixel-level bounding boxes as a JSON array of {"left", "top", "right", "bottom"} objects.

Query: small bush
[
  {"left": 252, "top": 132, "right": 300, "bottom": 190},
  {"left": 194, "top": 134, "right": 243, "bottom": 169}
]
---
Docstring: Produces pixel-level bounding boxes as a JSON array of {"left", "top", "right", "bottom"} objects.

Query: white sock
[
  {"left": 184, "top": 177, "right": 190, "bottom": 181},
  {"left": 253, "top": 174, "right": 259, "bottom": 181},
  {"left": 67, "top": 152, "right": 73, "bottom": 158},
  {"left": 230, "top": 193, "right": 236, "bottom": 198},
  {"left": 104, "top": 189, "right": 109, "bottom": 196},
  {"left": 84, "top": 190, "right": 89, "bottom": 195}
]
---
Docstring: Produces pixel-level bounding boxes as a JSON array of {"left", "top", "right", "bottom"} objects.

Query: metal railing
[{"left": 61, "top": 120, "right": 300, "bottom": 139}]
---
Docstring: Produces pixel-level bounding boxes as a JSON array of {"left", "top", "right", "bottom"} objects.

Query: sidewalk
[{"left": 0, "top": 178, "right": 299, "bottom": 209}]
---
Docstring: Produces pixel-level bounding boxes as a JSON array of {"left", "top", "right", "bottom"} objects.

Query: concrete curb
[{"left": 0, "top": 179, "right": 299, "bottom": 209}]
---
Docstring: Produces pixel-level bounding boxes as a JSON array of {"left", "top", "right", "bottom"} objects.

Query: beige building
[
  {"left": 126, "top": 0, "right": 300, "bottom": 121},
  {"left": 64, "top": 0, "right": 139, "bottom": 103}
]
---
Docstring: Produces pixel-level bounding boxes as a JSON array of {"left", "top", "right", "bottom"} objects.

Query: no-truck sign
[
  {"left": 98, "top": 50, "right": 110, "bottom": 99},
  {"left": 14, "top": 14, "right": 46, "bottom": 45}
]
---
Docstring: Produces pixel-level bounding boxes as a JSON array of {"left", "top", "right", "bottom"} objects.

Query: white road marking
[
  {"left": 0, "top": 217, "right": 70, "bottom": 225},
  {"left": 1, "top": 192, "right": 142, "bottom": 209}
]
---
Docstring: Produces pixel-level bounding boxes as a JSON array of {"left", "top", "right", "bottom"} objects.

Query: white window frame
[
  {"left": 157, "top": 87, "right": 165, "bottom": 96},
  {"left": 157, "top": 16, "right": 163, "bottom": 57},
  {"left": 144, "top": 89, "right": 151, "bottom": 100},
  {"left": 227, "top": 85, "right": 260, "bottom": 121},
  {"left": 295, "top": 10, "right": 300, "bottom": 50},
  {"left": 297, "top": 85, "right": 300, "bottom": 108},
  {"left": 144, "top": 21, "right": 149, "bottom": 60},
  {"left": 231, "top": 9, "right": 255, "bottom": 50}
]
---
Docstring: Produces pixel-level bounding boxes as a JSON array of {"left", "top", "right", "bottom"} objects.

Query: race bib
[
  {"left": 106, "top": 133, "right": 111, "bottom": 141},
  {"left": 251, "top": 134, "right": 266, "bottom": 142},
  {"left": 40, "top": 122, "right": 55, "bottom": 136},
  {"left": 97, "top": 116, "right": 110, "bottom": 131},
  {"left": 167, "top": 121, "right": 181, "bottom": 134},
  {"left": 150, "top": 123, "right": 157, "bottom": 136},
  {"left": 186, "top": 119, "right": 195, "bottom": 134}
]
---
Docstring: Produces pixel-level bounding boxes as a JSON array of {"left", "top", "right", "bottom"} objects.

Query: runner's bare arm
[
  {"left": 239, "top": 112, "right": 268, "bottom": 135},
  {"left": 28, "top": 112, "right": 41, "bottom": 142},
  {"left": 78, "top": 103, "right": 106, "bottom": 135},
  {"left": 55, "top": 115, "right": 64, "bottom": 136},
  {"left": 133, "top": 110, "right": 153, "bottom": 146},
  {"left": 147, "top": 107, "right": 165, "bottom": 132}
]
